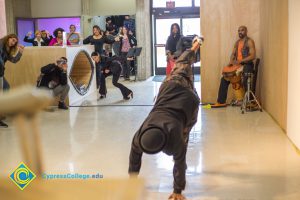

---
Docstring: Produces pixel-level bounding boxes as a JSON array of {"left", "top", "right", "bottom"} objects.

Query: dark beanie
[{"left": 139, "top": 128, "right": 166, "bottom": 154}]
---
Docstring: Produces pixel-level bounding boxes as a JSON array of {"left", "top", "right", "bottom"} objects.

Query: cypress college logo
[{"left": 9, "top": 162, "right": 36, "bottom": 190}]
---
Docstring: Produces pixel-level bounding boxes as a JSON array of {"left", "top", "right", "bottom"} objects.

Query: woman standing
[
  {"left": 119, "top": 26, "right": 137, "bottom": 80},
  {"left": 0, "top": 34, "right": 24, "bottom": 127},
  {"left": 48, "top": 28, "right": 71, "bottom": 46},
  {"left": 23, "top": 30, "right": 47, "bottom": 46},
  {"left": 165, "top": 23, "right": 183, "bottom": 75},
  {"left": 67, "top": 24, "right": 80, "bottom": 45},
  {"left": 83, "top": 25, "right": 117, "bottom": 55}
]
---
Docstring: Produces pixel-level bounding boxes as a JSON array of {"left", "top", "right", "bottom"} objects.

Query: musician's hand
[
  {"left": 168, "top": 193, "right": 186, "bottom": 200},
  {"left": 233, "top": 60, "right": 241, "bottom": 65}
]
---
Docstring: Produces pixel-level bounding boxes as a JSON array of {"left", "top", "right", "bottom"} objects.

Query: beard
[{"left": 239, "top": 33, "right": 245, "bottom": 39}]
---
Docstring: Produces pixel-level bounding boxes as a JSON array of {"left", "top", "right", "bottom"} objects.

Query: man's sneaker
[
  {"left": 58, "top": 102, "right": 68, "bottom": 110},
  {"left": 211, "top": 102, "right": 227, "bottom": 108},
  {"left": 0, "top": 120, "right": 8, "bottom": 128}
]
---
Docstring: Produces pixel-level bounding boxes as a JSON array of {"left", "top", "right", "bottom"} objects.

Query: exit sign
[{"left": 166, "top": 1, "right": 175, "bottom": 8}]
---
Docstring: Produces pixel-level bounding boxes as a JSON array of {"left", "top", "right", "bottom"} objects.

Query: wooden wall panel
[
  {"left": 259, "top": 0, "right": 288, "bottom": 130},
  {"left": 287, "top": 0, "right": 300, "bottom": 148},
  {"left": 200, "top": 0, "right": 261, "bottom": 104}
]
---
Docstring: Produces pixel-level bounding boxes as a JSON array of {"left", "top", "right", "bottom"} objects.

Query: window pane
[
  {"left": 156, "top": 47, "right": 167, "bottom": 68},
  {"left": 195, "top": 0, "right": 200, "bottom": 7},
  {"left": 17, "top": 20, "right": 35, "bottom": 46},
  {"left": 175, "top": 0, "right": 192, "bottom": 7},
  {"left": 182, "top": 18, "right": 200, "bottom": 36},
  {"left": 153, "top": 0, "right": 192, "bottom": 8},
  {"left": 155, "top": 18, "right": 180, "bottom": 44},
  {"left": 36, "top": 17, "right": 81, "bottom": 39},
  {"left": 182, "top": 18, "right": 201, "bottom": 66}
]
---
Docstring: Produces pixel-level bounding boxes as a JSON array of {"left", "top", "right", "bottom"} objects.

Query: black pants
[
  {"left": 2, "top": 77, "right": 10, "bottom": 90},
  {"left": 99, "top": 68, "right": 132, "bottom": 98},
  {"left": 96, "top": 62, "right": 104, "bottom": 89},
  {"left": 217, "top": 63, "right": 254, "bottom": 104},
  {"left": 120, "top": 52, "right": 131, "bottom": 79}
]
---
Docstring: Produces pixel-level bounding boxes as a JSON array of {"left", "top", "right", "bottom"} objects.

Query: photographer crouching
[
  {"left": 37, "top": 57, "right": 70, "bottom": 110},
  {"left": 129, "top": 36, "right": 203, "bottom": 200}
]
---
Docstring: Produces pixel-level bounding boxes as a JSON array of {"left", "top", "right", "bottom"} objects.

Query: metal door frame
[{"left": 150, "top": 0, "right": 200, "bottom": 75}]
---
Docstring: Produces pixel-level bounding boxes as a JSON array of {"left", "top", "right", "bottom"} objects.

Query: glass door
[
  {"left": 153, "top": 17, "right": 201, "bottom": 75},
  {"left": 151, "top": 0, "right": 200, "bottom": 75},
  {"left": 182, "top": 17, "right": 201, "bottom": 67},
  {"left": 154, "top": 18, "right": 180, "bottom": 75}
]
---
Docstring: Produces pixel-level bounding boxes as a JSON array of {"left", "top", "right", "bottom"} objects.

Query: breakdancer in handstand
[{"left": 129, "top": 36, "right": 203, "bottom": 200}]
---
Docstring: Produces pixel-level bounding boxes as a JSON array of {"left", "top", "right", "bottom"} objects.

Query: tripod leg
[
  {"left": 249, "top": 91, "right": 263, "bottom": 112},
  {"left": 241, "top": 91, "right": 248, "bottom": 114}
]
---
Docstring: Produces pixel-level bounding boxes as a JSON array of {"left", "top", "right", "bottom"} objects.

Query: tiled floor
[{"left": 0, "top": 78, "right": 300, "bottom": 200}]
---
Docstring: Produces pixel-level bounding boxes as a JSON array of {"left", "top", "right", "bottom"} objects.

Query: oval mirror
[{"left": 69, "top": 50, "right": 94, "bottom": 96}]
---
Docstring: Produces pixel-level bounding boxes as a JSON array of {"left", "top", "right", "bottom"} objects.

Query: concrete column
[
  {"left": 81, "top": 0, "right": 92, "bottom": 38},
  {"left": 4, "top": 0, "right": 31, "bottom": 34},
  {"left": 0, "top": 0, "right": 7, "bottom": 37},
  {"left": 81, "top": 0, "right": 90, "bottom": 15},
  {"left": 135, "top": 0, "right": 152, "bottom": 80},
  {"left": 5, "top": 0, "right": 14, "bottom": 34}
]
